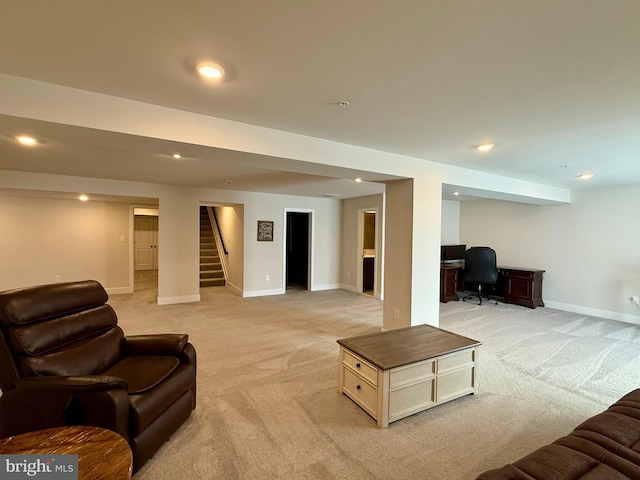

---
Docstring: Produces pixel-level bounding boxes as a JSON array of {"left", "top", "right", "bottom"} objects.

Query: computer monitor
[{"left": 441, "top": 244, "right": 466, "bottom": 263}]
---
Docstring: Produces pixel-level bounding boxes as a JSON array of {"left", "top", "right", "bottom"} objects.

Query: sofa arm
[
  {"left": 124, "top": 334, "right": 188, "bottom": 357},
  {"left": 16, "top": 375, "right": 127, "bottom": 392}
]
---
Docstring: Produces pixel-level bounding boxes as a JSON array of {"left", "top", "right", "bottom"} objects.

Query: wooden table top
[
  {"left": 337, "top": 324, "right": 481, "bottom": 370},
  {"left": 0, "top": 426, "right": 132, "bottom": 480}
]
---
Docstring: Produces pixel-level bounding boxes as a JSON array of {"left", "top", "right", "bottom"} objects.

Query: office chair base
[
  {"left": 462, "top": 294, "right": 499, "bottom": 306},
  {"left": 462, "top": 285, "right": 498, "bottom": 306}
]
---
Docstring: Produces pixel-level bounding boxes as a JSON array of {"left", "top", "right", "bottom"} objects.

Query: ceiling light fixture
[
  {"left": 324, "top": 193, "right": 339, "bottom": 197},
  {"left": 16, "top": 135, "right": 37, "bottom": 146},
  {"left": 453, "top": 192, "right": 460, "bottom": 196},
  {"left": 338, "top": 101, "right": 350, "bottom": 109},
  {"left": 172, "top": 153, "right": 182, "bottom": 159},
  {"left": 354, "top": 178, "right": 362, "bottom": 182},
  {"left": 78, "top": 194, "right": 89, "bottom": 202},
  {"left": 224, "top": 179, "right": 234, "bottom": 184},
  {"left": 196, "top": 62, "right": 225, "bottom": 79},
  {"left": 476, "top": 143, "right": 494, "bottom": 152},
  {"left": 578, "top": 173, "right": 594, "bottom": 180}
]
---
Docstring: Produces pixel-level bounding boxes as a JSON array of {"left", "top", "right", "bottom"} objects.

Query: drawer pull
[
  {"left": 356, "top": 385, "right": 361, "bottom": 390},
  {"left": 356, "top": 363, "right": 361, "bottom": 368}
]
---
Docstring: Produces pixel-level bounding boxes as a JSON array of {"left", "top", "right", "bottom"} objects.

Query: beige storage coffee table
[{"left": 337, "top": 324, "right": 481, "bottom": 427}]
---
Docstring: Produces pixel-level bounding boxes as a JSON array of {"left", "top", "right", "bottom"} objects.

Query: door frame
[
  {"left": 129, "top": 206, "right": 159, "bottom": 292},
  {"left": 356, "top": 207, "right": 380, "bottom": 297},
  {"left": 282, "top": 208, "right": 314, "bottom": 292}
]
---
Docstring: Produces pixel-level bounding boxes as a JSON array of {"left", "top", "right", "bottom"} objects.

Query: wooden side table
[{"left": 0, "top": 426, "right": 132, "bottom": 480}]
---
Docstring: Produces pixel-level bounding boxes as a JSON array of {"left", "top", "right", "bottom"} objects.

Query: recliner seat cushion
[
  {"left": 103, "top": 356, "right": 179, "bottom": 394},
  {"left": 128, "top": 363, "right": 195, "bottom": 436}
]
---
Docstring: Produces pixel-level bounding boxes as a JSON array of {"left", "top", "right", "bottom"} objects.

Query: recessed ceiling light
[
  {"left": 196, "top": 62, "right": 225, "bottom": 79},
  {"left": 476, "top": 143, "right": 494, "bottom": 152},
  {"left": 578, "top": 173, "right": 594, "bottom": 180},
  {"left": 224, "top": 179, "right": 234, "bottom": 184},
  {"left": 324, "top": 193, "right": 340, "bottom": 197},
  {"left": 355, "top": 178, "right": 362, "bottom": 182},
  {"left": 172, "top": 153, "right": 182, "bottom": 159},
  {"left": 78, "top": 194, "right": 89, "bottom": 202},
  {"left": 453, "top": 192, "right": 460, "bottom": 196},
  {"left": 16, "top": 135, "right": 38, "bottom": 146}
]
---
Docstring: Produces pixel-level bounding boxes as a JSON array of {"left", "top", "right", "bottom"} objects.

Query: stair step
[
  {"left": 200, "top": 278, "right": 225, "bottom": 287},
  {"left": 200, "top": 263, "right": 222, "bottom": 271},
  {"left": 200, "top": 271, "right": 224, "bottom": 279}
]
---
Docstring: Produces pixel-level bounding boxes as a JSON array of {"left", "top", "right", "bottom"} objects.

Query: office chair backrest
[{"left": 464, "top": 247, "right": 498, "bottom": 285}]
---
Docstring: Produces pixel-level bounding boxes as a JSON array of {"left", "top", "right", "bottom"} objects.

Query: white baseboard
[
  {"left": 341, "top": 284, "right": 358, "bottom": 293},
  {"left": 311, "top": 283, "right": 341, "bottom": 292},
  {"left": 106, "top": 286, "right": 133, "bottom": 295},
  {"left": 243, "top": 288, "right": 285, "bottom": 298},
  {"left": 157, "top": 294, "right": 201, "bottom": 306},
  {"left": 545, "top": 300, "right": 640, "bottom": 326}
]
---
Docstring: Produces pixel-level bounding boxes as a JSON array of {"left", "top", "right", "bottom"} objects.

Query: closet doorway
[
  {"left": 133, "top": 208, "right": 159, "bottom": 293},
  {"left": 358, "top": 208, "right": 378, "bottom": 297}
]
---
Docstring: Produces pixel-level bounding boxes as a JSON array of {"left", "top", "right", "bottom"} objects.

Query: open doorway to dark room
[{"left": 286, "top": 212, "right": 310, "bottom": 290}]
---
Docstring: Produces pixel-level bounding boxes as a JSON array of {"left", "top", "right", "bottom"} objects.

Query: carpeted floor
[{"left": 111, "top": 275, "right": 640, "bottom": 479}]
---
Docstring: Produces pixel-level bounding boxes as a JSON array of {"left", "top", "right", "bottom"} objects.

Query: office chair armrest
[
  {"left": 15, "top": 375, "right": 127, "bottom": 392},
  {"left": 124, "top": 334, "right": 189, "bottom": 357}
]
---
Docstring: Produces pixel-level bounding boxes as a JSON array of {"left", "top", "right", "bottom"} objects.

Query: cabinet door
[
  {"left": 502, "top": 269, "right": 544, "bottom": 308},
  {"left": 505, "top": 274, "right": 532, "bottom": 304}
]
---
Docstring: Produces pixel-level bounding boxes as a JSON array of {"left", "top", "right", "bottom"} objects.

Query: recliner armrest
[
  {"left": 124, "top": 334, "right": 188, "bottom": 357},
  {"left": 16, "top": 375, "right": 127, "bottom": 392}
]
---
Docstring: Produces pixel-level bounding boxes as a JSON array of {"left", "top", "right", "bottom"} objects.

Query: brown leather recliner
[{"left": 0, "top": 280, "right": 196, "bottom": 473}]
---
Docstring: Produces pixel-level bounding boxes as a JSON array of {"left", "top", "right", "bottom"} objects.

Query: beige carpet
[{"left": 109, "top": 278, "right": 640, "bottom": 479}]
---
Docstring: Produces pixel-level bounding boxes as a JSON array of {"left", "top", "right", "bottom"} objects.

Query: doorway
[
  {"left": 357, "top": 208, "right": 378, "bottom": 297},
  {"left": 285, "top": 211, "right": 310, "bottom": 290},
  {"left": 133, "top": 211, "right": 159, "bottom": 293}
]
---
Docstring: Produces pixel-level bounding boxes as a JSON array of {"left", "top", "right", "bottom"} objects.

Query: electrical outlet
[
  {"left": 394, "top": 308, "right": 400, "bottom": 319},
  {"left": 54, "top": 275, "right": 61, "bottom": 282},
  {"left": 632, "top": 295, "right": 640, "bottom": 306},
  {"left": 266, "top": 275, "right": 270, "bottom": 282}
]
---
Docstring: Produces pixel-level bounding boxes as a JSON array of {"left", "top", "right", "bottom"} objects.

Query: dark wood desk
[
  {"left": 0, "top": 426, "right": 132, "bottom": 480},
  {"left": 439, "top": 264, "right": 544, "bottom": 309}
]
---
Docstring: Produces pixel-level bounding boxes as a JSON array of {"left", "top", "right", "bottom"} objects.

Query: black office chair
[{"left": 463, "top": 247, "right": 498, "bottom": 305}]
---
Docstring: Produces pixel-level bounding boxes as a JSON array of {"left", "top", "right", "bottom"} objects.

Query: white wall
[
  {"left": 341, "top": 194, "right": 385, "bottom": 296},
  {"left": 441, "top": 200, "right": 460, "bottom": 244},
  {"left": 242, "top": 194, "right": 341, "bottom": 296},
  {"left": 213, "top": 205, "right": 244, "bottom": 294},
  {"left": 0, "top": 195, "right": 130, "bottom": 293},
  {"left": 459, "top": 183, "right": 640, "bottom": 324}
]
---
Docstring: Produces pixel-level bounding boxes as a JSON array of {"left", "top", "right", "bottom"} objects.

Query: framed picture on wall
[{"left": 257, "top": 220, "right": 274, "bottom": 241}]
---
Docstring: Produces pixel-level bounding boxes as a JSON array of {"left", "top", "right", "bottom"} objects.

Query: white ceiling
[{"left": 1, "top": 1, "right": 639, "bottom": 200}]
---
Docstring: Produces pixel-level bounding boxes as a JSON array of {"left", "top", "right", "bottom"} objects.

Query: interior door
[{"left": 134, "top": 215, "right": 158, "bottom": 270}]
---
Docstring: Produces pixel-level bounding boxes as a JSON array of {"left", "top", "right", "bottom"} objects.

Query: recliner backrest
[{"left": 0, "top": 280, "right": 124, "bottom": 390}]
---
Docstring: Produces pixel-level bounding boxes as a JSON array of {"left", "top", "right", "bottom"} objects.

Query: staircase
[{"left": 200, "top": 206, "right": 225, "bottom": 287}]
